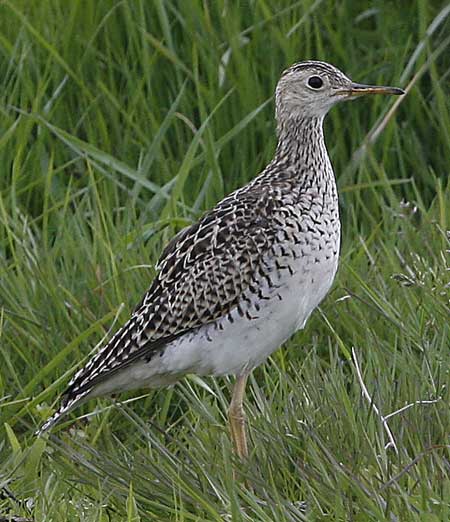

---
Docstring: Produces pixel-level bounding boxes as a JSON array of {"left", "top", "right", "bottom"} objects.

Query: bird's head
[{"left": 276, "top": 60, "right": 404, "bottom": 120}]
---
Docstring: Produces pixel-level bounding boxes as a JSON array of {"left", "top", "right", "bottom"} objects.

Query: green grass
[{"left": 0, "top": 0, "right": 449, "bottom": 520}]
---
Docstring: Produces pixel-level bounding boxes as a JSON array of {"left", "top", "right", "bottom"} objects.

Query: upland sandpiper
[{"left": 38, "top": 61, "right": 403, "bottom": 457}]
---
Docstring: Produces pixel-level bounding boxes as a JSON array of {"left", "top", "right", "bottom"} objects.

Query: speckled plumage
[{"left": 39, "top": 61, "right": 403, "bottom": 435}]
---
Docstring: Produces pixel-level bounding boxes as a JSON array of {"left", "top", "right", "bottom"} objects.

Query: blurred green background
[{"left": 0, "top": 1, "right": 449, "bottom": 521}]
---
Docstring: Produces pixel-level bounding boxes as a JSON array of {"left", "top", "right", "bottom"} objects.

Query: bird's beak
[{"left": 335, "top": 82, "right": 405, "bottom": 97}]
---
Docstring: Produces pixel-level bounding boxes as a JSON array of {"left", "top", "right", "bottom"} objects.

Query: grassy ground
[{"left": 0, "top": 1, "right": 449, "bottom": 520}]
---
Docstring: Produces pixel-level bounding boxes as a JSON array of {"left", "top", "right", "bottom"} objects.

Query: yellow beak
[{"left": 336, "top": 82, "right": 405, "bottom": 97}]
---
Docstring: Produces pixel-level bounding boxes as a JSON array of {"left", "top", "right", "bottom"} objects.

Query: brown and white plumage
[{"left": 38, "top": 61, "right": 403, "bottom": 440}]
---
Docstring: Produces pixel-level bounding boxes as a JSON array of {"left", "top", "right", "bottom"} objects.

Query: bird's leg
[{"left": 228, "top": 371, "right": 250, "bottom": 459}]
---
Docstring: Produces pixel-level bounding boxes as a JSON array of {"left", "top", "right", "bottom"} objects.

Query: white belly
[
  {"left": 92, "top": 255, "right": 338, "bottom": 397},
  {"left": 153, "top": 255, "right": 338, "bottom": 378}
]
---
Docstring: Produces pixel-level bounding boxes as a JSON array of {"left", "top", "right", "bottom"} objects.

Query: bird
[{"left": 38, "top": 61, "right": 404, "bottom": 457}]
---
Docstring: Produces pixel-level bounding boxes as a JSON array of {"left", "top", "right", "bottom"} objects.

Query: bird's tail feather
[{"left": 36, "top": 391, "right": 89, "bottom": 436}]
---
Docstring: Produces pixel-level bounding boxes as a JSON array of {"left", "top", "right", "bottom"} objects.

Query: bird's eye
[{"left": 308, "top": 76, "right": 323, "bottom": 89}]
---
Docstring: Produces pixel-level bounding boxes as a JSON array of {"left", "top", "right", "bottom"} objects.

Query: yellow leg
[{"left": 228, "top": 372, "right": 250, "bottom": 459}]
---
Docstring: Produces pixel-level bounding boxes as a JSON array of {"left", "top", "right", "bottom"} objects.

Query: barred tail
[{"left": 36, "top": 390, "right": 89, "bottom": 436}]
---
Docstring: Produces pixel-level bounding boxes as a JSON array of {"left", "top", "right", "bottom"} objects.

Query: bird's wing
[{"left": 61, "top": 185, "right": 279, "bottom": 400}]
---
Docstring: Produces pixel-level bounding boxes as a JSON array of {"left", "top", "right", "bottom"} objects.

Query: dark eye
[{"left": 308, "top": 76, "right": 323, "bottom": 89}]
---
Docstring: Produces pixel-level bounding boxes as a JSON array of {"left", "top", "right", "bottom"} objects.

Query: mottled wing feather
[{"left": 64, "top": 186, "right": 278, "bottom": 400}]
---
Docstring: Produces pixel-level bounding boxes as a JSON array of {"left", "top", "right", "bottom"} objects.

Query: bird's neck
[
  {"left": 270, "top": 112, "right": 338, "bottom": 211},
  {"left": 273, "top": 113, "right": 337, "bottom": 199},
  {"left": 275, "top": 114, "right": 329, "bottom": 171}
]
